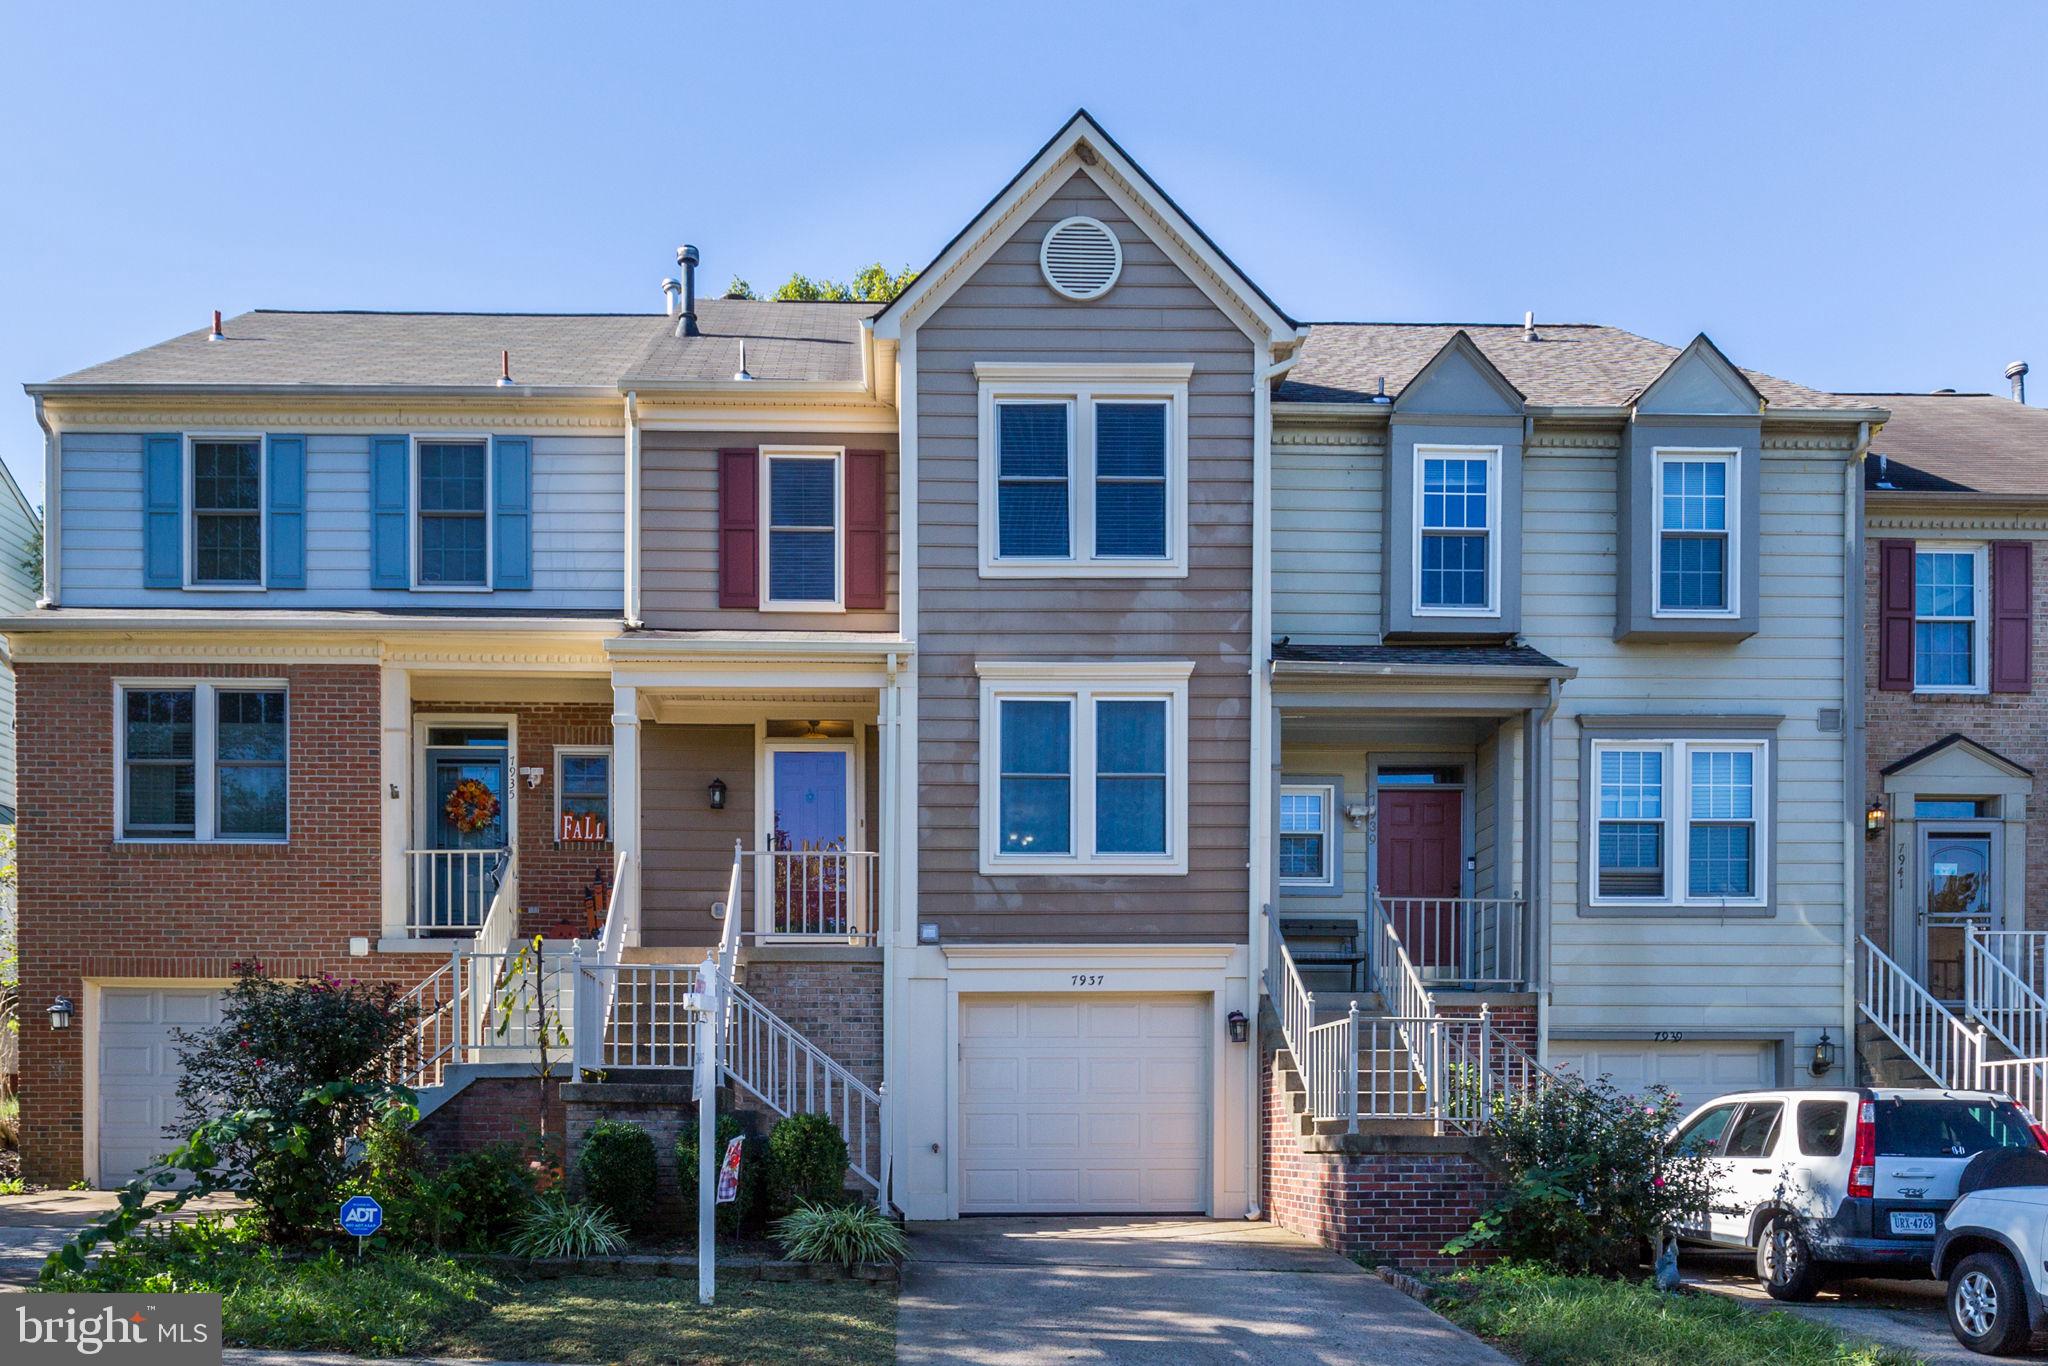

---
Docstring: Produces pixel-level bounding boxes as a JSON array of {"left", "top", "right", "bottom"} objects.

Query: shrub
[
  {"left": 511, "top": 1192, "right": 627, "bottom": 1258},
  {"left": 349, "top": 1107, "right": 459, "bottom": 1250},
  {"left": 576, "top": 1119, "right": 658, "bottom": 1231},
  {"left": 1446, "top": 1075, "right": 1722, "bottom": 1275},
  {"left": 767, "top": 1113, "right": 848, "bottom": 1213},
  {"left": 675, "top": 1114, "right": 764, "bottom": 1234},
  {"left": 441, "top": 1144, "right": 537, "bottom": 1252},
  {"left": 772, "top": 1200, "right": 906, "bottom": 1267}
]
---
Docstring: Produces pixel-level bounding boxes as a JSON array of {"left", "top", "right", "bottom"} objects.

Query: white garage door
[
  {"left": 1550, "top": 1039, "right": 1775, "bottom": 1115},
  {"left": 99, "top": 987, "right": 223, "bottom": 1187},
  {"left": 959, "top": 994, "right": 1208, "bottom": 1214}
]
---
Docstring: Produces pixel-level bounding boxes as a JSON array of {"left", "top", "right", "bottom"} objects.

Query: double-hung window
[
  {"left": 1654, "top": 450, "right": 1737, "bottom": 615},
  {"left": 762, "top": 448, "right": 843, "bottom": 609},
  {"left": 1914, "top": 544, "right": 1988, "bottom": 692},
  {"left": 417, "top": 440, "right": 489, "bottom": 587},
  {"left": 1279, "top": 782, "right": 1337, "bottom": 889},
  {"left": 189, "top": 438, "right": 263, "bottom": 587},
  {"left": 1414, "top": 446, "right": 1497, "bottom": 614},
  {"left": 978, "top": 662, "right": 1192, "bottom": 874},
  {"left": 555, "top": 747, "right": 612, "bottom": 843},
  {"left": 977, "top": 363, "right": 1190, "bottom": 576},
  {"left": 119, "top": 682, "right": 288, "bottom": 841},
  {"left": 1592, "top": 738, "right": 1766, "bottom": 907}
]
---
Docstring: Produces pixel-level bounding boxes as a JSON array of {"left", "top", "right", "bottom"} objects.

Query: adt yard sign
[{"left": 339, "top": 1195, "right": 383, "bottom": 1251}]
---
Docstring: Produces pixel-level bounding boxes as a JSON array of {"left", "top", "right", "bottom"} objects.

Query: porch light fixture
[
  {"left": 1227, "top": 1010, "right": 1250, "bottom": 1044},
  {"left": 1865, "top": 798, "right": 1887, "bottom": 840},
  {"left": 707, "top": 778, "right": 727, "bottom": 811},
  {"left": 47, "top": 995, "right": 74, "bottom": 1031},
  {"left": 918, "top": 923, "right": 940, "bottom": 945},
  {"left": 1810, "top": 1029, "right": 1837, "bottom": 1077}
]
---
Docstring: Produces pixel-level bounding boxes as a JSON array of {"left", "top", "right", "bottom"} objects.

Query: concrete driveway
[
  {"left": 0, "top": 1191, "right": 242, "bottom": 1288},
  {"left": 896, "top": 1217, "right": 1508, "bottom": 1365}
]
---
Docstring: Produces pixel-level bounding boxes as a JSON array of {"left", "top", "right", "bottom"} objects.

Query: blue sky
[{"left": 2, "top": 1, "right": 2043, "bottom": 506}]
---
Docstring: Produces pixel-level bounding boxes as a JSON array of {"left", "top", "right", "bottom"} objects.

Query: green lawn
[{"left": 1433, "top": 1263, "right": 1918, "bottom": 1366}]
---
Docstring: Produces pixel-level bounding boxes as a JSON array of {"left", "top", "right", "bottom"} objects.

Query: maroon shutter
[
  {"left": 1877, "top": 539, "right": 1916, "bottom": 692},
  {"left": 845, "top": 449, "right": 887, "bottom": 611},
  {"left": 717, "top": 448, "right": 759, "bottom": 608},
  {"left": 1992, "top": 540, "right": 2032, "bottom": 694}
]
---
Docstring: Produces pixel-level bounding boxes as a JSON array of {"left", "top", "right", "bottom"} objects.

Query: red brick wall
[
  {"left": 415, "top": 1075, "right": 567, "bottom": 1167},
  {"left": 1260, "top": 1046, "right": 1502, "bottom": 1270},
  {"left": 1862, "top": 536, "right": 2048, "bottom": 940},
  {"left": 17, "top": 662, "right": 439, "bottom": 1185},
  {"left": 1436, "top": 1001, "right": 1538, "bottom": 1059},
  {"left": 736, "top": 957, "right": 883, "bottom": 1087}
]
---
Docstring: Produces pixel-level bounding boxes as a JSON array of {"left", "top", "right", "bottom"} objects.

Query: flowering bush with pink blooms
[
  {"left": 169, "top": 962, "right": 420, "bottom": 1242},
  {"left": 1446, "top": 1074, "right": 1724, "bottom": 1274}
]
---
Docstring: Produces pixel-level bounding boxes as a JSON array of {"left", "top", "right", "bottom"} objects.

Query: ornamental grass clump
[
  {"left": 772, "top": 1200, "right": 907, "bottom": 1267},
  {"left": 511, "top": 1191, "right": 628, "bottom": 1259}
]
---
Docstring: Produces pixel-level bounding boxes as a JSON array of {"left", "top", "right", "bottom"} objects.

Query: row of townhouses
[{"left": 12, "top": 112, "right": 2047, "bottom": 1259}]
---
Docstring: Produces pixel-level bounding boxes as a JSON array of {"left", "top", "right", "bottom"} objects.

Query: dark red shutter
[
  {"left": 1992, "top": 540, "right": 2032, "bottom": 694},
  {"left": 1877, "top": 538, "right": 1916, "bottom": 692},
  {"left": 717, "top": 448, "right": 759, "bottom": 608},
  {"left": 845, "top": 449, "right": 887, "bottom": 611}
]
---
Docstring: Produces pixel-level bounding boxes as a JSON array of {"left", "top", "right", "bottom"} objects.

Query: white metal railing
[
  {"left": 744, "top": 847, "right": 879, "bottom": 942},
  {"left": 573, "top": 850, "right": 636, "bottom": 1078},
  {"left": 1968, "top": 929, "right": 2048, "bottom": 1070},
  {"left": 579, "top": 960, "right": 703, "bottom": 1072},
  {"left": 1975, "top": 931, "right": 2048, "bottom": 1003},
  {"left": 394, "top": 949, "right": 466, "bottom": 1091},
  {"left": 1265, "top": 907, "right": 1319, "bottom": 1068},
  {"left": 1366, "top": 895, "right": 1436, "bottom": 1030},
  {"left": 1375, "top": 896, "right": 1526, "bottom": 990},
  {"left": 723, "top": 975, "right": 886, "bottom": 1197},
  {"left": 470, "top": 947, "right": 578, "bottom": 1059},
  {"left": 1860, "top": 934, "right": 1987, "bottom": 1090},
  {"left": 405, "top": 848, "right": 513, "bottom": 936},
  {"left": 1981, "top": 1057, "right": 2048, "bottom": 1119}
]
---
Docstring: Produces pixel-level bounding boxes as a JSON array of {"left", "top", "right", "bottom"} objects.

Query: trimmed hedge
[
  {"left": 576, "top": 1120, "right": 659, "bottom": 1232},
  {"left": 768, "top": 1113, "right": 849, "bottom": 1213}
]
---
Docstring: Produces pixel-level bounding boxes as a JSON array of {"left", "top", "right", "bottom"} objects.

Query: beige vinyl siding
[
  {"left": 1528, "top": 431, "right": 1853, "bottom": 1036},
  {"left": 639, "top": 431, "right": 898, "bottom": 631},
  {"left": 640, "top": 723, "right": 755, "bottom": 948},
  {"left": 915, "top": 170, "right": 1254, "bottom": 943},
  {"left": 1273, "top": 429, "right": 1383, "bottom": 643}
]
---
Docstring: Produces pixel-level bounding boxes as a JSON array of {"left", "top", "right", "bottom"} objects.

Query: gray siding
[
  {"left": 640, "top": 723, "right": 755, "bottom": 948},
  {"left": 639, "top": 430, "right": 898, "bottom": 632},
  {"left": 0, "top": 473, "right": 38, "bottom": 815},
  {"left": 915, "top": 170, "right": 1255, "bottom": 943},
  {"left": 1273, "top": 429, "right": 1384, "bottom": 642},
  {"left": 58, "top": 431, "right": 623, "bottom": 611}
]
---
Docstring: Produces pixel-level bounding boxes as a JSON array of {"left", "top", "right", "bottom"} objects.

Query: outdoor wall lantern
[
  {"left": 47, "top": 995, "right": 74, "bottom": 1030},
  {"left": 1810, "top": 1029, "right": 1837, "bottom": 1077},
  {"left": 1227, "top": 1010, "right": 1250, "bottom": 1044},
  {"left": 707, "top": 778, "right": 727, "bottom": 811},
  {"left": 1865, "top": 798, "right": 1887, "bottom": 840}
]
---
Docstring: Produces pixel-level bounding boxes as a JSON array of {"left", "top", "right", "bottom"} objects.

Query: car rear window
[
  {"left": 1873, "top": 1098, "right": 2040, "bottom": 1158},
  {"left": 1797, "top": 1100, "right": 1848, "bottom": 1156}
]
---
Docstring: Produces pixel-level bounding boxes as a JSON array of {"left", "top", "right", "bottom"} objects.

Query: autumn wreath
[{"left": 444, "top": 778, "right": 500, "bottom": 835}]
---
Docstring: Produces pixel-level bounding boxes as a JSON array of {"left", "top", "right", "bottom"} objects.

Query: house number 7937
[{"left": 1070, "top": 974, "right": 1105, "bottom": 987}]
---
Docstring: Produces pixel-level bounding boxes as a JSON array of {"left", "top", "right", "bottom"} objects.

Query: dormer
[
  {"left": 1383, "top": 331, "right": 1527, "bottom": 638},
  {"left": 1616, "top": 334, "right": 1765, "bottom": 642}
]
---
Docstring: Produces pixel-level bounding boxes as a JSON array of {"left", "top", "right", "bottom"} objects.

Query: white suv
[{"left": 1672, "top": 1087, "right": 2046, "bottom": 1300}]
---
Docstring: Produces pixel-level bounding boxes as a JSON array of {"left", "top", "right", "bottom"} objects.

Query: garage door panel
[
  {"left": 97, "top": 987, "right": 224, "bottom": 1188},
  {"left": 959, "top": 993, "right": 1209, "bottom": 1215},
  {"left": 1551, "top": 1040, "right": 1773, "bottom": 1115}
]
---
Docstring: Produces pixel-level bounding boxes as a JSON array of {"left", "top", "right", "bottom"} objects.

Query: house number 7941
[{"left": 1071, "top": 974, "right": 1105, "bottom": 987}]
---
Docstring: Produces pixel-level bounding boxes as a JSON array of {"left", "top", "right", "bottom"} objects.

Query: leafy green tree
[
  {"left": 770, "top": 263, "right": 918, "bottom": 303},
  {"left": 19, "top": 522, "right": 40, "bottom": 594},
  {"left": 724, "top": 276, "right": 756, "bottom": 300}
]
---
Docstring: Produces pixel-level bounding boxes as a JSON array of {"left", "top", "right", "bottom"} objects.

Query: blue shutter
[
  {"left": 266, "top": 435, "right": 306, "bottom": 588},
  {"left": 369, "top": 436, "right": 410, "bottom": 590},
  {"left": 142, "top": 433, "right": 183, "bottom": 588},
  {"left": 492, "top": 435, "right": 532, "bottom": 590}
]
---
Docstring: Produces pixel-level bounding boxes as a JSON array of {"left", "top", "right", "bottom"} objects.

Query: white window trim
[
  {"left": 1913, "top": 541, "right": 1991, "bottom": 696},
  {"left": 413, "top": 714, "right": 518, "bottom": 849},
  {"left": 112, "top": 678, "right": 290, "bottom": 844},
  {"left": 974, "top": 361, "right": 1192, "bottom": 579},
  {"left": 1589, "top": 737, "right": 1768, "bottom": 909},
  {"left": 1278, "top": 781, "right": 1337, "bottom": 889},
  {"left": 1650, "top": 448, "right": 1741, "bottom": 620},
  {"left": 409, "top": 434, "right": 494, "bottom": 593},
  {"left": 758, "top": 446, "right": 846, "bottom": 612},
  {"left": 183, "top": 432, "right": 267, "bottom": 592},
  {"left": 553, "top": 744, "right": 613, "bottom": 844},
  {"left": 976, "top": 660, "right": 1193, "bottom": 876},
  {"left": 1411, "top": 444, "right": 1502, "bottom": 618}
]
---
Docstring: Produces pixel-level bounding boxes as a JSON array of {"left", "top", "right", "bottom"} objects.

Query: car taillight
[
  {"left": 2019, "top": 1105, "right": 2048, "bottom": 1153},
  {"left": 1849, "top": 1100, "right": 1877, "bottom": 1198}
]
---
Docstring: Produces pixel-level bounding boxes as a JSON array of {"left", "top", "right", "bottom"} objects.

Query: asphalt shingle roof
[
  {"left": 1858, "top": 392, "right": 2048, "bottom": 497},
  {"left": 1277, "top": 323, "right": 1863, "bottom": 411},
  {"left": 1272, "top": 640, "right": 1570, "bottom": 672},
  {"left": 618, "top": 299, "right": 880, "bottom": 385}
]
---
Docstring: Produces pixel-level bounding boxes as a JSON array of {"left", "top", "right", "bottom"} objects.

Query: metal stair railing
[{"left": 1859, "top": 934, "right": 1986, "bottom": 1090}]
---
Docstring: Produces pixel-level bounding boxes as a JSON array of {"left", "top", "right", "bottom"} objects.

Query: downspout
[
  {"left": 34, "top": 396, "right": 56, "bottom": 606},
  {"left": 1533, "top": 675, "right": 1561, "bottom": 1067},
  {"left": 878, "top": 648, "right": 899, "bottom": 1210},
  {"left": 623, "top": 391, "right": 641, "bottom": 627},
  {"left": 1843, "top": 421, "right": 1873, "bottom": 1077}
]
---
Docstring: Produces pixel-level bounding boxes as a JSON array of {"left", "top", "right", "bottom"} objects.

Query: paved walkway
[
  {"left": 0, "top": 1190, "right": 243, "bottom": 1288},
  {"left": 896, "top": 1217, "right": 1508, "bottom": 1365}
]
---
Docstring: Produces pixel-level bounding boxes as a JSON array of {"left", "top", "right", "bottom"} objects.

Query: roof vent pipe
[
  {"left": 208, "top": 309, "right": 225, "bottom": 342},
  {"left": 497, "top": 350, "right": 514, "bottom": 387},
  {"left": 662, "top": 277, "right": 681, "bottom": 319},
  {"left": 1524, "top": 310, "right": 1537, "bottom": 343},
  {"left": 675, "top": 245, "right": 700, "bottom": 337},
  {"left": 733, "top": 340, "right": 753, "bottom": 383},
  {"left": 1370, "top": 376, "right": 1391, "bottom": 405},
  {"left": 2008, "top": 360, "right": 2029, "bottom": 404}
]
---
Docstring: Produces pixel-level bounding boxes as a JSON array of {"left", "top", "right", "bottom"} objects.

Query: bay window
[{"left": 119, "top": 681, "right": 288, "bottom": 841}]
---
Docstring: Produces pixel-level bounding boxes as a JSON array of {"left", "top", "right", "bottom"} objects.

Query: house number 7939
[{"left": 1070, "top": 974, "right": 1105, "bottom": 987}]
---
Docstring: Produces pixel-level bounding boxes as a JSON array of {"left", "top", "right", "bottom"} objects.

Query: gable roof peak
[
  {"left": 1633, "top": 332, "right": 1766, "bottom": 415},
  {"left": 1389, "top": 327, "right": 1526, "bottom": 414}
]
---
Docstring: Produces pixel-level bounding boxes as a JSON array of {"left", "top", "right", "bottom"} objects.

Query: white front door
[
  {"left": 98, "top": 987, "right": 224, "bottom": 1187},
  {"left": 958, "top": 994, "right": 1208, "bottom": 1214}
]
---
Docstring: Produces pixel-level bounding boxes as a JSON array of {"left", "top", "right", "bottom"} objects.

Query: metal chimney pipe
[
  {"left": 662, "top": 278, "right": 681, "bottom": 319},
  {"left": 2008, "top": 360, "right": 2029, "bottom": 404},
  {"left": 676, "top": 245, "right": 700, "bottom": 337},
  {"left": 1523, "top": 310, "right": 1537, "bottom": 343}
]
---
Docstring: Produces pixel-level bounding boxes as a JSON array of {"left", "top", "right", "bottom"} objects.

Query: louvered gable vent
[{"left": 1040, "top": 216, "right": 1122, "bottom": 300}]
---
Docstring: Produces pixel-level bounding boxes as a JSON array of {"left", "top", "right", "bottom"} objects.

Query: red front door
[{"left": 1376, "top": 788, "right": 1463, "bottom": 971}]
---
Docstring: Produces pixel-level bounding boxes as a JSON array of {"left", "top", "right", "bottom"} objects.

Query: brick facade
[
  {"left": 735, "top": 955, "right": 883, "bottom": 1088},
  {"left": 414, "top": 1074, "right": 568, "bottom": 1166},
  {"left": 561, "top": 1082, "right": 698, "bottom": 1225}
]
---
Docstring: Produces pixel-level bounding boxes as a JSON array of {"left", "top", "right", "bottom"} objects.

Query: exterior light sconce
[
  {"left": 1865, "top": 799, "right": 1887, "bottom": 840},
  {"left": 918, "top": 923, "right": 941, "bottom": 945},
  {"left": 48, "top": 995, "right": 74, "bottom": 1030},
  {"left": 707, "top": 778, "right": 727, "bottom": 811},
  {"left": 1811, "top": 1029, "right": 1837, "bottom": 1077},
  {"left": 1227, "top": 1010, "right": 1250, "bottom": 1044}
]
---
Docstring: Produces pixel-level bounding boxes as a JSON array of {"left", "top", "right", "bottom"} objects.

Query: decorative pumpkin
[{"left": 444, "top": 777, "right": 500, "bottom": 835}]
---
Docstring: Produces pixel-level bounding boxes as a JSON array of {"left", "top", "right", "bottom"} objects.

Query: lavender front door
[{"left": 767, "top": 747, "right": 854, "bottom": 935}]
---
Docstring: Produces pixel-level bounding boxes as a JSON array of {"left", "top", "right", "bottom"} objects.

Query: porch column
[
  {"left": 612, "top": 683, "right": 642, "bottom": 946},
  {"left": 876, "top": 673, "right": 896, "bottom": 944},
  {"left": 379, "top": 664, "right": 411, "bottom": 941},
  {"left": 1521, "top": 706, "right": 1542, "bottom": 993}
]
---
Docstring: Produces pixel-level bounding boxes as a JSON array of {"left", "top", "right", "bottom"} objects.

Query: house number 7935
[{"left": 1070, "top": 974, "right": 1105, "bottom": 987}]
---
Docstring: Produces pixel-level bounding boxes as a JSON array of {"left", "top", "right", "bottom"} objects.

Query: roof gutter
[
  {"left": 26, "top": 382, "right": 622, "bottom": 401},
  {"left": 0, "top": 612, "right": 623, "bottom": 635},
  {"left": 1272, "top": 659, "right": 1579, "bottom": 683}
]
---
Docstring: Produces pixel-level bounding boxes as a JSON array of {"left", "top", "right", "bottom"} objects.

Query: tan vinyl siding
[
  {"left": 1273, "top": 429, "right": 1384, "bottom": 643},
  {"left": 640, "top": 723, "right": 755, "bottom": 947},
  {"left": 638, "top": 430, "right": 898, "bottom": 631},
  {"left": 915, "top": 170, "right": 1254, "bottom": 943}
]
